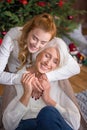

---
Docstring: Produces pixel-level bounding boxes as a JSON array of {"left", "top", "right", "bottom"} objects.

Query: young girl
[
  {"left": 0, "top": 13, "right": 56, "bottom": 86},
  {"left": 2, "top": 43, "right": 80, "bottom": 130}
]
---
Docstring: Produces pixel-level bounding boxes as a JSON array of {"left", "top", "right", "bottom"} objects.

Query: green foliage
[{"left": 0, "top": 0, "right": 86, "bottom": 38}]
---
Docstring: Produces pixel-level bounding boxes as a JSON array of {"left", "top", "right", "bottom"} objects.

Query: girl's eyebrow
[{"left": 33, "top": 34, "right": 48, "bottom": 42}]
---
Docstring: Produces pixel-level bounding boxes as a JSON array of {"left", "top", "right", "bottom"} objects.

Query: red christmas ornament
[
  {"left": 57, "top": 0, "right": 64, "bottom": 7},
  {"left": 37, "top": 1, "right": 46, "bottom": 7},
  {"left": 76, "top": 52, "right": 84, "bottom": 60},
  {"left": 76, "top": 52, "right": 85, "bottom": 64},
  {"left": 67, "top": 15, "right": 73, "bottom": 20},
  {"left": 69, "top": 43, "right": 78, "bottom": 55},
  {"left": 19, "top": 0, "right": 28, "bottom": 5},
  {"left": 2, "top": 31, "right": 7, "bottom": 35},
  {"left": 0, "top": 38, "right": 2, "bottom": 45},
  {"left": 6, "top": 0, "right": 12, "bottom": 3}
]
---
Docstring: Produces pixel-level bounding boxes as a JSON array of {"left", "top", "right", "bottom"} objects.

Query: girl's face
[
  {"left": 36, "top": 47, "right": 60, "bottom": 74},
  {"left": 26, "top": 28, "right": 51, "bottom": 53}
]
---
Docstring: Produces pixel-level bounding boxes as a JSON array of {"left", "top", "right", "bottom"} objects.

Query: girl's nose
[{"left": 35, "top": 41, "right": 41, "bottom": 48}]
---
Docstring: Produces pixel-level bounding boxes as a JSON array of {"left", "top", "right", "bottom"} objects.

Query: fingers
[
  {"left": 32, "top": 77, "right": 44, "bottom": 92},
  {"left": 32, "top": 90, "right": 43, "bottom": 100},
  {"left": 21, "top": 72, "right": 47, "bottom": 101},
  {"left": 39, "top": 74, "right": 48, "bottom": 80},
  {"left": 22, "top": 73, "right": 35, "bottom": 84},
  {"left": 22, "top": 74, "right": 36, "bottom": 96}
]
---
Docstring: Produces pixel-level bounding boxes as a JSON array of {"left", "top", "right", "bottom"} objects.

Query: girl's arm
[
  {"left": 46, "top": 54, "right": 80, "bottom": 82},
  {"left": 0, "top": 27, "right": 22, "bottom": 85}
]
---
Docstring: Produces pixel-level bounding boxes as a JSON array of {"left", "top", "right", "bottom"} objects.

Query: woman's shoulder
[{"left": 8, "top": 26, "right": 22, "bottom": 33}]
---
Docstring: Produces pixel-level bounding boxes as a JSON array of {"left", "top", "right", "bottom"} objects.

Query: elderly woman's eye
[
  {"left": 45, "top": 53, "right": 50, "bottom": 58},
  {"left": 54, "top": 60, "right": 58, "bottom": 64}
]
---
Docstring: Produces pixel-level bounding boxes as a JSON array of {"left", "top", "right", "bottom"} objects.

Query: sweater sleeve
[
  {"left": 0, "top": 27, "right": 22, "bottom": 85},
  {"left": 55, "top": 97, "right": 81, "bottom": 130},
  {"left": 2, "top": 96, "right": 28, "bottom": 130},
  {"left": 46, "top": 53, "right": 80, "bottom": 82}
]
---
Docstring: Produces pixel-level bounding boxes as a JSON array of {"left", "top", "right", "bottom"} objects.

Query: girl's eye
[
  {"left": 32, "top": 35, "right": 37, "bottom": 41},
  {"left": 41, "top": 41, "right": 47, "bottom": 45}
]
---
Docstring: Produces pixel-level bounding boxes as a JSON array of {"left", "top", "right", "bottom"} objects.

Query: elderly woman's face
[
  {"left": 35, "top": 47, "right": 60, "bottom": 73},
  {"left": 27, "top": 28, "right": 51, "bottom": 53}
]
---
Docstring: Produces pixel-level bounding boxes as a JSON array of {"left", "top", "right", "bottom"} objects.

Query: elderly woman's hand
[
  {"left": 21, "top": 72, "right": 44, "bottom": 100},
  {"left": 21, "top": 72, "right": 35, "bottom": 96},
  {"left": 20, "top": 72, "right": 35, "bottom": 106}
]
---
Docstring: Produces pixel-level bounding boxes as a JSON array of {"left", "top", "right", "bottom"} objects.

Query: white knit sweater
[{"left": 2, "top": 67, "right": 80, "bottom": 130}]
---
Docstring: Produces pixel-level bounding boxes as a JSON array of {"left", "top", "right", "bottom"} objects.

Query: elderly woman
[{"left": 2, "top": 41, "right": 80, "bottom": 130}]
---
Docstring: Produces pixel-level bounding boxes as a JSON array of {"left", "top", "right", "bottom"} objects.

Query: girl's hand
[
  {"left": 39, "top": 74, "right": 50, "bottom": 90},
  {"left": 39, "top": 74, "right": 56, "bottom": 106},
  {"left": 31, "top": 74, "right": 50, "bottom": 100},
  {"left": 39, "top": 74, "right": 51, "bottom": 103},
  {"left": 42, "top": 86, "right": 51, "bottom": 104},
  {"left": 31, "top": 77, "right": 44, "bottom": 100}
]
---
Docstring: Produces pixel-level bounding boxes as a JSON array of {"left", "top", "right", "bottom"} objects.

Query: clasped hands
[{"left": 21, "top": 72, "right": 50, "bottom": 101}]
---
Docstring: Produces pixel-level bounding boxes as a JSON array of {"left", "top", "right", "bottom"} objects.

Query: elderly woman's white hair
[{"left": 33, "top": 37, "right": 69, "bottom": 68}]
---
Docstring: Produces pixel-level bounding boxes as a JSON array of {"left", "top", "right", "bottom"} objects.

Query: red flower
[
  {"left": 6, "top": 0, "right": 12, "bottom": 3},
  {"left": 57, "top": 0, "right": 64, "bottom": 7},
  {"left": 19, "top": 0, "right": 28, "bottom": 5},
  {"left": 0, "top": 38, "right": 3, "bottom": 45},
  {"left": 37, "top": 1, "right": 46, "bottom": 7}
]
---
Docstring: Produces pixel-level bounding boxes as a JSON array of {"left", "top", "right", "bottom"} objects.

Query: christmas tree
[
  {"left": 0, "top": 0, "right": 86, "bottom": 39},
  {"left": 0, "top": 0, "right": 87, "bottom": 65}
]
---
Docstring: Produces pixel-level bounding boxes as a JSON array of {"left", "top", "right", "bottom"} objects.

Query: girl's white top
[{"left": 0, "top": 27, "right": 80, "bottom": 85}]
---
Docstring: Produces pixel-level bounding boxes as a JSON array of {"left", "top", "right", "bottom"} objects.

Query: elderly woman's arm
[
  {"left": 2, "top": 96, "right": 28, "bottom": 130},
  {"left": 41, "top": 77, "right": 80, "bottom": 130}
]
